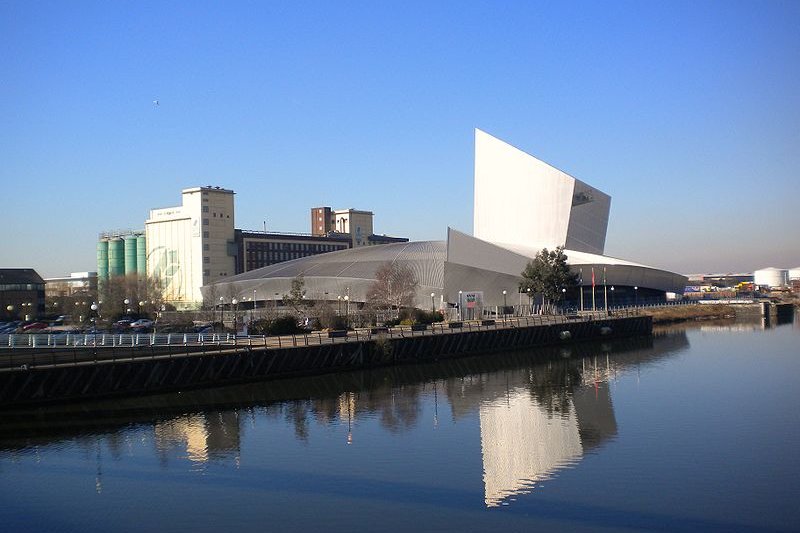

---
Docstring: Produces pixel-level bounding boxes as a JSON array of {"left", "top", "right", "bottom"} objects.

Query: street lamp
[
  {"left": 610, "top": 286, "right": 615, "bottom": 309},
  {"left": 430, "top": 292, "right": 435, "bottom": 312},
  {"left": 634, "top": 286, "right": 638, "bottom": 307},
  {"left": 232, "top": 298, "right": 239, "bottom": 333},
  {"left": 458, "top": 290, "right": 463, "bottom": 320},
  {"left": 561, "top": 288, "right": 566, "bottom": 314},
  {"left": 502, "top": 290, "right": 507, "bottom": 318},
  {"left": 344, "top": 295, "right": 350, "bottom": 326},
  {"left": 526, "top": 288, "right": 532, "bottom": 315},
  {"left": 337, "top": 295, "right": 342, "bottom": 315},
  {"left": 124, "top": 298, "right": 130, "bottom": 316},
  {"left": 219, "top": 296, "right": 224, "bottom": 326}
]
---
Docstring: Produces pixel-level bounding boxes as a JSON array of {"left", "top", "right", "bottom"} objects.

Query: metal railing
[{"left": 0, "top": 310, "right": 644, "bottom": 371}]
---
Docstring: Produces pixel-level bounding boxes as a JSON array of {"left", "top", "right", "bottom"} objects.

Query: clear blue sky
[{"left": 2, "top": 0, "right": 798, "bottom": 278}]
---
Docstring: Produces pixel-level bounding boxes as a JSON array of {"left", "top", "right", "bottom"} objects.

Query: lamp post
[
  {"left": 502, "top": 290, "right": 507, "bottom": 318},
  {"left": 430, "top": 292, "right": 435, "bottom": 313},
  {"left": 337, "top": 295, "right": 342, "bottom": 315},
  {"left": 344, "top": 295, "right": 350, "bottom": 327},
  {"left": 124, "top": 298, "right": 130, "bottom": 316},
  {"left": 219, "top": 296, "right": 224, "bottom": 327},
  {"left": 6, "top": 304, "right": 14, "bottom": 320},
  {"left": 634, "top": 286, "right": 638, "bottom": 307},
  {"left": 526, "top": 288, "right": 531, "bottom": 315},
  {"left": 610, "top": 286, "right": 615, "bottom": 309},
  {"left": 561, "top": 288, "right": 566, "bottom": 314},
  {"left": 458, "top": 290, "right": 463, "bottom": 320},
  {"left": 232, "top": 298, "right": 238, "bottom": 334}
]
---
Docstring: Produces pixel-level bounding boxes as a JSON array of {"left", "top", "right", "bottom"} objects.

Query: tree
[
  {"left": 519, "top": 247, "right": 578, "bottom": 312},
  {"left": 282, "top": 275, "right": 307, "bottom": 314},
  {"left": 367, "top": 262, "right": 418, "bottom": 311}
]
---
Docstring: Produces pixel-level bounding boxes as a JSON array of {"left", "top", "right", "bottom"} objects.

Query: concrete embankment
[
  {"left": 0, "top": 315, "right": 650, "bottom": 407},
  {"left": 647, "top": 302, "right": 796, "bottom": 324}
]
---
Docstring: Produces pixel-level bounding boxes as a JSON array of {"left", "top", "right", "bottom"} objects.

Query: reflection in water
[
  {"left": 0, "top": 331, "right": 691, "bottom": 508},
  {"left": 153, "top": 411, "right": 242, "bottom": 465}
]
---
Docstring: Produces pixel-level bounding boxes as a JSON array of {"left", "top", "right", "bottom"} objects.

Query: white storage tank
[
  {"left": 754, "top": 267, "right": 789, "bottom": 288},
  {"left": 789, "top": 267, "right": 800, "bottom": 281}
]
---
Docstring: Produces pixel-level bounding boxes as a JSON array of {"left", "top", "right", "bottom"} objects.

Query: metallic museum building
[{"left": 203, "top": 130, "right": 687, "bottom": 310}]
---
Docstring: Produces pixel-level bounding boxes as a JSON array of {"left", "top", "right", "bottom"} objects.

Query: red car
[{"left": 22, "top": 322, "right": 49, "bottom": 331}]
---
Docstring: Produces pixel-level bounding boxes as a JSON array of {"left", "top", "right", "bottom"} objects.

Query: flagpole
[
  {"left": 591, "top": 267, "right": 596, "bottom": 312},
  {"left": 603, "top": 267, "right": 608, "bottom": 315},
  {"left": 579, "top": 268, "right": 584, "bottom": 312}
]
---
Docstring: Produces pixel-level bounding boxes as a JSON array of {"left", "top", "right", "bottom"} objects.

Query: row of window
[
  {"left": 247, "top": 241, "right": 345, "bottom": 252},
  {"left": 0, "top": 284, "right": 44, "bottom": 291}
]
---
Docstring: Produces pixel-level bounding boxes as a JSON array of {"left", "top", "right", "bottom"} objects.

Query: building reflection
[
  {"left": 0, "top": 330, "right": 689, "bottom": 501},
  {"left": 154, "top": 411, "right": 242, "bottom": 464}
]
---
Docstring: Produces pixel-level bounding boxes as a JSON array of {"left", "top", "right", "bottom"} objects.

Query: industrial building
[
  {"left": 96, "top": 230, "right": 146, "bottom": 281},
  {"left": 754, "top": 267, "right": 790, "bottom": 289},
  {"left": 99, "top": 186, "right": 409, "bottom": 309},
  {"left": 203, "top": 130, "right": 687, "bottom": 310}
]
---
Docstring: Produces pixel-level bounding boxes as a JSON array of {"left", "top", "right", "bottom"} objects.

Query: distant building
[
  {"left": 235, "top": 230, "right": 351, "bottom": 273},
  {"left": 310, "top": 207, "right": 407, "bottom": 248},
  {"left": 45, "top": 272, "right": 98, "bottom": 299},
  {"left": 0, "top": 269, "right": 45, "bottom": 320}
]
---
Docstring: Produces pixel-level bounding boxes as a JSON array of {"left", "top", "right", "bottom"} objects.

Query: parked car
[
  {"left": 22, "top": 322, "right": 49, "bottom": 331},
  {"left": 130, "top": 319, "right": 154, "bottom": 329}
]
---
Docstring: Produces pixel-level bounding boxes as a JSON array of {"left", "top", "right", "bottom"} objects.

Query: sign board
[{"left": 463, "top": 291, "right": 483, "bottom": 309}]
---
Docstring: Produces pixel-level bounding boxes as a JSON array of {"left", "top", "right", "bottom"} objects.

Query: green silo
[
  {"left": 136, "top": 235, "right": 147, "bottom": 276},
  {"left": 97, "top": 240, "right": 109, "bottom": 281},
  {"left": 124, "top": 236, "right": 138, "bottom": 276},
  {"left": 108, "top": 238, "right": 125, "bottom": 277}
]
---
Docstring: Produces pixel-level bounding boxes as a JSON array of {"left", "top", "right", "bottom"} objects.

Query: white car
[{"left": 130, "top": 319, "right": 154, "bottom": 329}]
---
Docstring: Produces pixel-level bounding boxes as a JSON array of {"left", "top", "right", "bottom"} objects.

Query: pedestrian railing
[{"left": 0, "top": 309, "right": 644, "bottom": 371}]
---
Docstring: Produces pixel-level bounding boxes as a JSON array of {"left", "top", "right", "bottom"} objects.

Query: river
[{"left": 0, "top": 313, "right": 797, "bottom": 532}]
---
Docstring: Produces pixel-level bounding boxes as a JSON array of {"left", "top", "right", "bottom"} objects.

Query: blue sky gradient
[{"left": 2, "top": 0, "right": 798, "bottom": 277}]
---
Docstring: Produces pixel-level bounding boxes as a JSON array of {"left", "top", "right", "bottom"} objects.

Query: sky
[{"left": 2, "top": 0, "right": 799, "bottom": 278}]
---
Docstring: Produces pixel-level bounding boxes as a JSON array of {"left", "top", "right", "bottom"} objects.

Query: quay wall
[{"left": 0, "top": 315, "right": 650, "bottom": 407}]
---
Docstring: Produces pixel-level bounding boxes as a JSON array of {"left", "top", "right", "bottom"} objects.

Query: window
[
  {"left": 203, "top": 244, "right": 210, "bottom": 251},
  {"left": 203, "top": 219, "right": 209, "bottom": 225},
  {"left": 203, "top": 269, "right": 210, "bottom": 277},
  {"left": 203, "top": 256, "right": 210, "bottom": 263},
  {"left": 203, "top": 231, "right": 209, "bottom": 238},
  {"left": 202, "top": 206, "right": 209, "bottom": 213}
]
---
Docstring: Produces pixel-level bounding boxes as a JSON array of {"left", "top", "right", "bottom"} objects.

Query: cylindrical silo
[
  {"left": 108, "top": 238, "right": 125, "bottom": 277},
  {"left": 136, "top": 235, "right": 147, "bottom": 276},
  {"left": 96, "top": 240, "right": 109, "bottom": 281},
  {"left": 124, "top": 236, "right": 138, "bottom": 276},
  {"left": 789, "top": 267, "right": 800, "bottom": 281},
  {"left": 754, "top": 267, "right": 789, "bottom": 289}
]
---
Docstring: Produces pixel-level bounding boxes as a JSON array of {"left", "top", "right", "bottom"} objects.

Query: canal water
[{"left": 0, "top": 314, "right": 798, "bottom": 532}]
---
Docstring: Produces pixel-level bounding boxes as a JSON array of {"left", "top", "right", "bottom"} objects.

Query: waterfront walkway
[{"left": 0, "top": 311, "right": 636, "bottom": 372}]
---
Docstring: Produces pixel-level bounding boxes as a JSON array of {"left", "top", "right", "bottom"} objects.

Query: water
[{"left": 1, "top": 315, "right": 798, "bottom": 532}]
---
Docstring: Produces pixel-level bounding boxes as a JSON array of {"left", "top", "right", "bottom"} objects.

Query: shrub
[{"left": 249, "top": 315, "right": 305, "bottom": 335}]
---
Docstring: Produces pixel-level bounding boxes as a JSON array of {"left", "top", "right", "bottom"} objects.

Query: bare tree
[{"left": 367, "top": 262, "right": 418, "bottom": 311}]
